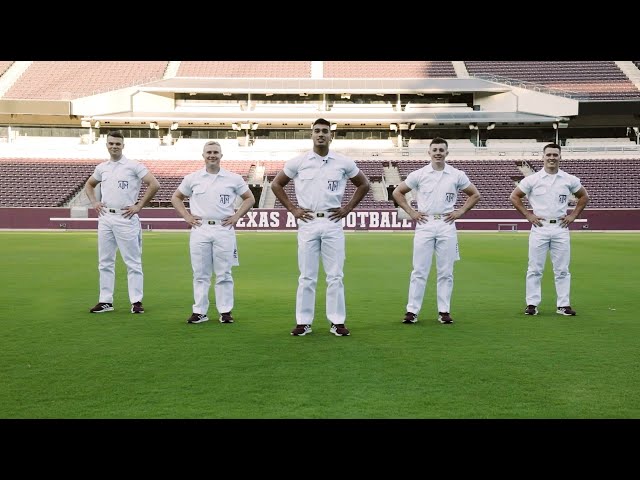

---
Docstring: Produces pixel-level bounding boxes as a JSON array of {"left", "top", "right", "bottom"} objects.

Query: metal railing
[{"left": 469, "top": 73, "right": 587, "bottom": 99}]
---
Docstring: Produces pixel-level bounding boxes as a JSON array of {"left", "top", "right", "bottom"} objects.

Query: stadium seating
[
  {"left": 1, "top": 60, "right": 639, "bottom": 216},
  {"left": 175, "top": 61, "right": 312, "bottom": 78},
  {"left": 323, "top": 61, "right": 456, "bottom": 78},
  {"left": 464, "top": 61, "right": 640, "bottom": 100},
  {"left": 4, "top": 61, "right": 169, "bottom": 100},
  {"left": 2, "top": 155, "right": 639, "bottom": 210},
  {"left": 528, "top": 158, "right": 639, "bottom": 208},
  {"left": 0, "top": 159, "right": 96, "bottom": 207}
]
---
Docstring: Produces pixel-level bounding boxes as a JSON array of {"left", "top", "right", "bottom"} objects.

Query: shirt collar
[
  {"left": 200, "top": 167, "right": 228, "bottom": 177},
  {"left": 540, "top": 168, "right": 566, "bottom": 178},
  {"left": 305, "top": 151, "right": 334, "bottom": 162},
  {"left": 109, "top": 155, "right": 128, "bottom": 164},
  {"left": 426, "top": 162, "right": 451, "bottom": 174}
]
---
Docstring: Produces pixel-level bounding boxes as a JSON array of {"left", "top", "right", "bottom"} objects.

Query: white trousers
[
  {"left": 97, "top": 213, "right": 143, "bottom": 304},
  {"left": 296, "top": 217, "right": 345, "bottom": 325},
  {"left": 526, "top": 223, "right": 571, "bottom": 307},
  {"left": 190, "top": 224, "right": 236, "bottom": 315},
  {"left": 407, "top": 219, "right": 459, "bottom": 314}
]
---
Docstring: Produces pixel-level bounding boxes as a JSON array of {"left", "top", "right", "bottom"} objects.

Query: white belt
[
  {"left": 201, "top": 218, "right": 221, "bottom": 225},
  {"left": 424, "top": 213, "right": 446, "bottom": 220}
]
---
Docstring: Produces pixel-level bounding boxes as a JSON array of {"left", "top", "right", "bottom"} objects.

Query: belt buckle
[
  {"left": 433, "top": 214, "right": 442, "bottom": 220},
  {"left": 549, "top": 219, "right": 557, "bottom": 224},
  {"left": 316, "top": 212, "right": 325, "bottom": 218},
  {"left": 108, "top": 208, "right": 117, "bottom": 214},
  {"left": 207, "top": 220, "right": 216, "bottom": 225}
]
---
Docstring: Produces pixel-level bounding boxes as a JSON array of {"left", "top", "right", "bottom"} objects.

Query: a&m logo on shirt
[
  {"left": 118, "top": 181, "right": 129, "bottom": 189},
  {"left": 446, "top": 193, "right": 455, "bottom": 202},
  {"left": 559, "top": 194, "right": 567, "bottom": 204},
  {"left": 327, "top": 180, "right": 339, "bottom": 192},
  {"left": 219, "top": 194, "right": 231, "bottom": 205}
]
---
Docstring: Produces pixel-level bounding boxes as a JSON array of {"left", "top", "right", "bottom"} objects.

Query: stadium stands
[
  {"left": 528, "top": 158, "right": 639, "bottom": 208},
  {"left": 1, "top": 60, "right": 639, "bottom": 228},
  {"left": 464, "top": 61, "right": 640, "bottom": 100},
  {"left": 0, "top": 159, "right": 96, "bottom": 207},
  {"left": 3, "top": 61, "right": 169, "bottom": 100},
  {"left": 1, "top": 155, "right": 639, "bottom": 211},
  {"left": 175, "top": 61, "right": 312, "bottom": 78},
  {"left": 323, "top": 61, "right": 456, "bottom": 78}
]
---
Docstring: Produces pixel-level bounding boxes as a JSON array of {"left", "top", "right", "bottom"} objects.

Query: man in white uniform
[
  {"left": 171, "top": 140, "right": 255, "bottom": 325},
  {"left": 393, "top": 137, "right": 481, "bottom": 325},
  {"left": 271, "top": 118, "right": 370, "bottom": 337},
  {"left": 510, "top": 142, "right": 590, "bottom": 316},
  {"left": 85, "top": 130, "right": 160, "bottom": 314}
]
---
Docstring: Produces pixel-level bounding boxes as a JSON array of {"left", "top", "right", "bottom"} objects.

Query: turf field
[{"left": 0, "top": 231, "right": 638, "bottom": 419}]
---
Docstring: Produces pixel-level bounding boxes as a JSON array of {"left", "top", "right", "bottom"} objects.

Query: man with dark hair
[
  {"left": 271, "top": 118, "right": 370, "bottom": 337},
  {"left": 510, "top": 142, "right": 590, "bottom": 316},
  {"left": 393, "top": 137, "right": 481, "bottom": 325},
  {"left": 85, "top": 130, "right": 160, "bottom": 314}
]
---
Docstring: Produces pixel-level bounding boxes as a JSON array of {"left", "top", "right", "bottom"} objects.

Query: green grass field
[{"left": 1, "top": 230, "right": 638, "bottom": 419}]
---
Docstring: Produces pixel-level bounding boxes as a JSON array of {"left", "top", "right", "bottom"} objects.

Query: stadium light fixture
[
  {"left": 251, "top": 123, "right": 259, "bottom": 131},
  {"left": 81, "top": 120, "right": 91, "bottom": 128},
  {"left": 170, "top": 122, "right": 179, "bottom": 131},
  {"left": 469, "top": 123, "right": 478, "bottom": 130},
  {"left": 389, "top": 123, "right": 398, "bottom": 132},
  {"left": 487, "top": 123, "right": 495, "bottom": 130},
  {"left": 330, "top": 124, "right": 337, "bottom": 131},
  {"left": 94, "top": 121, "right": 100, "bottom": 129},
  {"left": 231, "top": 123, "right": 239, "bottom": 131},
  {"left": 149, "top": 122, "right": 159, "bottom": 130},
  {"left": 341, "top": 93, "right": 351, "bottom": 99}
]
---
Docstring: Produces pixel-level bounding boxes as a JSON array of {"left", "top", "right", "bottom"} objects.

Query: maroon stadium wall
[{"left": 1, "top": 208, "right": 639, "bottom": 231}]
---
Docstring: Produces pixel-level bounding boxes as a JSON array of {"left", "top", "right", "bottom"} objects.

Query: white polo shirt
[
  {"left": 178, "top": 167, "right": 249, "bottom": 219},
  {"left": 405, "top": 163, "right": 471, "bottom": 214},
  {"left": 91, "top": 156, "right": 148, "bottom": 208},
  {"left": 283, "top": 150, "right": 360, "bottom": 211},
  {"left": 518, "top": 168, "right": 582, "bottom": 218}
]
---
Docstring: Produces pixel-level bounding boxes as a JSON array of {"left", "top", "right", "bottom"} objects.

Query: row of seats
[
  {"left": 528, "top": 159, "right": 634, "bottom": 207},
  {"left": 1, "top": 158, "right": 637, "bottom": 209},
  {"left": 176, "top": 61, "right": 458, "bottom": 78},
  {"left": 464, "top": 61, "right": 640, "bottom": 100},
  {"left": 322, "top": 61, "right": 456, "bottom": 78},
  {"left": 0, "top": 161, "right": 95, "bottom": 207},
  {"left": 3, "top": 61, "right": 169, "bottom": 100},
  {"left": 176, "top": 61, "right": 311, "bottom": 78}
]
